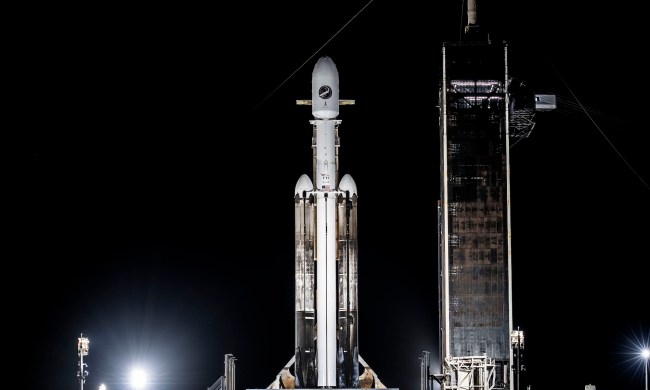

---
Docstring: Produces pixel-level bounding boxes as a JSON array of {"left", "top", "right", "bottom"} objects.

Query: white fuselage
[{"left": 314, "top": 118, "right": 338, "bottom": 386}]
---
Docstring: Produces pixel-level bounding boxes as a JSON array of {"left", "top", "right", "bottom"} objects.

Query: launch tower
[
  {"left": 433, "top": 2, "right": 555, "bottom": 389},
  {"left": 437, "top": 2, "right": 513, "bottom": 389}
]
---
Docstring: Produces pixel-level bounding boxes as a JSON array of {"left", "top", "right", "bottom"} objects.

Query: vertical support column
[
  {"left": 421, "top": 351, "right": 431, "bottom": 390},
  {"left": 224, "top": 354, "right": 236, "bottom": 390}
]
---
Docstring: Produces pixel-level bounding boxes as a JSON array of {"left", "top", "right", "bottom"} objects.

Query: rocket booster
[{"left": 294, "top": 56, "right": 359, "bottom": 388}]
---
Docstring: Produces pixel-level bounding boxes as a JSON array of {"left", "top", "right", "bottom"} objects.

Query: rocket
[
  {"left": 294, "top": 56, "right": 359, "bottom": 387},
  {"left": 291, "top": 56, "right": 358, "bottom": 387},
  {"left": 268, "top": 56, "right": 387, "bottom": 390}
]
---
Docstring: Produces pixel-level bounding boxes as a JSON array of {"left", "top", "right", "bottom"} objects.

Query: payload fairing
[{"left": 262, "top": 57, "right": 390, "bottom": 389}]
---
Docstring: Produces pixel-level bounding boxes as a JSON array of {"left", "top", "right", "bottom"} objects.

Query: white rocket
[
  {"left": 267, "top": 56, "right": 386, "bottom": 390},
  {"left": 293, "top": 55, "right": 359, "bottom": 387}
]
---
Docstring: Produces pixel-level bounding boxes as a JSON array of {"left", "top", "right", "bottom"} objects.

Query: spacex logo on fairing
[{"left": 319, "top": 85, "right": 332, "bottom": 99}]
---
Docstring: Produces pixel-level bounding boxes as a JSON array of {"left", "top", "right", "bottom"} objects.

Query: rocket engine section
[{"left": 293, "top": 56, "right": 360, "bottom": 388}]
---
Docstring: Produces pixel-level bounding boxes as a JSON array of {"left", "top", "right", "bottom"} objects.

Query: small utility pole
[
  {"left": 224, "top": 354, "right": 236, "bottom": 390},
  {"left": 77, "top": 334, "right": 89, "bottom": 390}
]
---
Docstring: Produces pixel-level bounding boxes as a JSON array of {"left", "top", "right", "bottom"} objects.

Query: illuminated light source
[
  {"left": 130, "top": 367, "right": 148, "bottom": 389},
  {"left": 98, "top": 384, "right": 106, "bottom": 390},
  {"left": 78, "top": 336, "right": 89, "bottom": 357}
]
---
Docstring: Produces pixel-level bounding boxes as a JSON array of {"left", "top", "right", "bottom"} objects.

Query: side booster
[{"left": 294, "top": 56, "right": 359, "bottom": 387}]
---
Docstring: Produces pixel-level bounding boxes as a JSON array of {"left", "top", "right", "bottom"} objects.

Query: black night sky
[{"left": 12, "top": 1, "right": 649, "bottom": 390}]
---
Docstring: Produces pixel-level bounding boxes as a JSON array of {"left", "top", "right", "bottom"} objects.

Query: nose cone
[{"left": 312, "top": 56, "right": 339, "bottom": 119}]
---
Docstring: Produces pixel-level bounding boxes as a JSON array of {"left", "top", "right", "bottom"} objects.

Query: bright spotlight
[
  {"left": 129, "top": 367, "right": 148, "bottom": 389},
  {"left": 98, "top": 384, "right": 106, "bottom": 390}
]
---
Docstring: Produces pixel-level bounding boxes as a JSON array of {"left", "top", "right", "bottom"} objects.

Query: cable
[
  {"left": 252, "top": 1, "right": 375, "bottom": 113},
  {"left": 548, "top": 57, "right": 649, "bottom": 191}
]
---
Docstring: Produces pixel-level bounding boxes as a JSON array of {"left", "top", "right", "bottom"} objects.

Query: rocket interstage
[{"left": 294, "top": 56, "right": 359, "bottom": 388}]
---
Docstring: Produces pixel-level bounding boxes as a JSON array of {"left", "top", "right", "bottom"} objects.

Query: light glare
[{"left": 129, "top": 368, "right": 148, "bottom": 389}]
